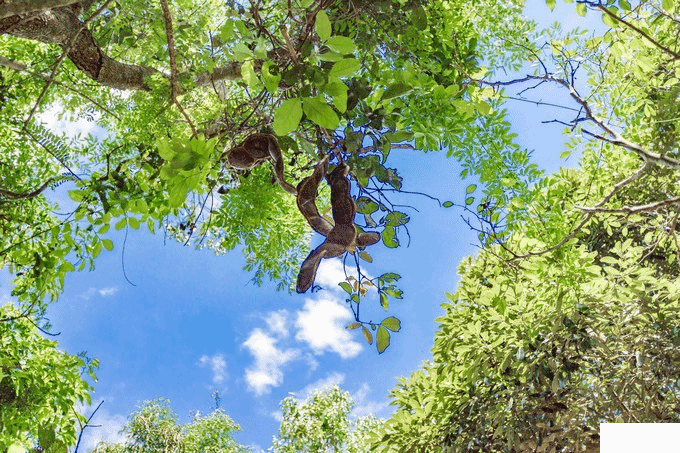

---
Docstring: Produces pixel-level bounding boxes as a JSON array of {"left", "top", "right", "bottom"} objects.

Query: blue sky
[{"left": 0, "top": 2, "right": 604, "bottom": 451}]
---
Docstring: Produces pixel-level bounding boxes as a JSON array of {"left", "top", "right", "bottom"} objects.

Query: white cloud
[
  {"left": 264, "top": 309, "right": 290, "bottom": 338},
  {"left": 313, "top": 259, "right": 374, "bottom": 292},
  {"left": 295, "top": 295, "right": 362, "bottom": 358},
  {"left": 198, "top": 353, "right": 228, "bottom": 385},
  {"left": 40, "top": 104, "right": 110, "bottom": 139},
  {"left": 295, "top": 372, "right": 346, "bottom": 399},
  {"left": 98, "top": 287, "right": 118, "bottom": 296},
  {"left": 313, "top": 260, "right": 348, "bottom": 291},
  {"left": 242, "top": 328, "right": 300, "bottom": 396},
  {"left": 79, "top": 286, "right": 118, "bottom": 301},
  {"left": 350, "top": 382, "right": 390, "bottom": 418}
]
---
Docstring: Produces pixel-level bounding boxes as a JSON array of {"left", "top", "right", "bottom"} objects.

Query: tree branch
[
  {"left": 592, "top": 3, "right": 680, "bottom": 59},
  {"left": 0, "top": 0, "right": 81, "bottom": 19}
]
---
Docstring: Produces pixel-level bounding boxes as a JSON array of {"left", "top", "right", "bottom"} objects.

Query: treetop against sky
[{"left": 1, "top": 0, "right": 678, "bottom": 451}]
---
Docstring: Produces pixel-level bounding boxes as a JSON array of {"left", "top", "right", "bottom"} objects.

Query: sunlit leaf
[
  {"left": 381, "top": 316, "right": 401, "bottom": 332},
  {"left": 362, "top": 326, "right": 373, "bottom": 345},
  {"left": 376, "top": 326, "right": 390, "bottom": 353},
  {"left": 315, "top": 10, "right": 331, "bottom": 40},
  {"left": 273, "top": 98, "right": 303, "bottom": 135}
]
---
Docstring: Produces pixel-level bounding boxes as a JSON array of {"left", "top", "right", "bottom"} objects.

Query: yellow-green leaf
[
  {"left": 102, "top": 239, "right": 114, "bottom": 251},
  {"left": 376, "top": 326, "right": 390, "bottom": 353},
  {"left": 329, "top": 58, "right": 361, "bottom": 78},
  {"left": 302, "top": 96, "right": 339, "bottom": 129},
  {"left": 346, "top": 322, "right": 361, "bottom": 330},
  {"left": 315, "top": 10, "right": 331, "bottom": 40},
  {"left": 325, "top": 36, "right": 356, "bottom": 54},
  {"left": 381, "top": 316, "right": 401, "bottom": 332},
  {"left": 362, "top": 325, "right": 373, "bottom": 345},
  {"left": 273, "top": 98, "right": 303, "bottom": 135}
]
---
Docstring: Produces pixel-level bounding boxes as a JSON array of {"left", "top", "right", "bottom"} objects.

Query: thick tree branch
[{"left": 0, "top": 0, "right": 81, "bottom": 19}]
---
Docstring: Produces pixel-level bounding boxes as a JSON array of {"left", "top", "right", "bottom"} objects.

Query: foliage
[
  {"left": 92, "top": 398, "right": 249, "bottom": 453},
  {"left": 378, "top": 0, "right": 680, "bottom": 451},
  {"left": 0, "top": 304, "right": 97, "bottom": 452},
  {"left": 270, "top": 385, "right": 383, "bottom": 453}
]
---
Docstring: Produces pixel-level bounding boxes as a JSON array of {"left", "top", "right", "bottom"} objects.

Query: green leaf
[
  {"left": 380, "top": 291, "right": 388, "bottom": 309},
  {"left": 381, "top": 316, "right": 401, "bottom": 332},
  {"left": 443, "top": 201, "right": 454, "bottom": 208},
  {"left": 381, "top": 226, "right": 398, "bottom": 248},
  {"left": 576, "top": 2, "right": 587, "bottom": 15},
  {"left": 339, "top": 282, "right": 353, "bottom": 294},
  {"left": 329, "top": 58, "right": 361, "bottom": 78},
  {"left": 361, "top": 325, "right": 373, "bottom": 345},
  {"left": 359, "top": 251, "right": 373, "bottom": 262},
  {"left": 59, "top": 261, "right": 76, "bottom": 273},
  {"left": 545, "top": 0, "right": 556, "bottom": 10},
  {"left": 618, "top": 0, "right": 631, "bottom": 11},
  {"left": 560, "top": 149, "right": 572, "bottom": 158},
  {"left": 102, "top": 239, "right": 114, "bottom": 251},
  {"left": 114, "top": 217, "right": 127, "bottom": 230},
  {"left": 411, "top": 6, "right": 428, "bottom": 30},
  {"left": 322, "top": 79, "right": 348, "bottom": 112},
  {"left": 68, "top": 190, "right": 84, "bottom": 202},
  {"left": 376, "top": 326, "right": 390, "bottom": 353},
  {"left": 273, "top": 98, "right": 303, "bottom": 135},
  {"left": 93, "top": 240, "right": 102, "bottom": 258},
  {"left": 465, "top": 196, "right": 474, "bottom": 205},
  {"left": 128, "top": 217, "right": 140, "bottom": 229},
  {"left": 662, "top": 0, "right": 674, "bottom": 11},
  {"left": 261, "top": 61, "right": 281, "bottom": 93},
  {"left": 466, "top": 184, "right": 477, "bottom": 194},
  {"left": 381, "top": 83, "right": 412, "bottom": 101},
  {"left": 302, "top": 96, "right": 340, "bottom": 129},
  {"left": 325, "top": 36, "right": 356, "bottom": 54},
  {"left": 315, "top": 10, "right": 331, "bottom": 40},
  {"left": 602, "top": 10, "right": 617, "bottom": 27}
]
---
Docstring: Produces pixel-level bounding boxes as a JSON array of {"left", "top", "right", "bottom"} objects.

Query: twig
[
  {"left": 74, "top": 400, "right": 105, "bottom": 453},
  {"left": 159, "top": 0, "right": 198, "bottom": 137}
]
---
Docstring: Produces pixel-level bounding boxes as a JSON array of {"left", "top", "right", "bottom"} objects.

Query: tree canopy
[{"left": 0, "top": 0, "right": 679, "bottom": 450}]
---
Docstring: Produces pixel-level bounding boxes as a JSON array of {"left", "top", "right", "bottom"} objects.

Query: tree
[
  {"left": 270, "top": 385, "right": 383, "bottom": 453},
  {"left": 377, "top": 0, "right": 680, "bottom": 451},
  {"left": 0, "top": 0, "right": 529, "bottom": 346},
  {"left": 92, "top": 398, "right": 249, "bottom": 452},
  {"left": 0, "top": 0, "right": 531, "bottom": 446},
  {"left": 0, "top": 304, "right": 97, "bottom": 452}
]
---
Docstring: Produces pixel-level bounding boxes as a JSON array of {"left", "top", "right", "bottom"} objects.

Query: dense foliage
[
  {"left": 91, "top": 398, "right": 248, "bottom": 452},
  {"left": 271, "top": 385, "right": 382, "bottom": 453},
  {"left": 1, "top": 0, "right": 678, "bottom": 450},
  {"left": 378, "top": 1, "right": 680, "bottom": 451}
]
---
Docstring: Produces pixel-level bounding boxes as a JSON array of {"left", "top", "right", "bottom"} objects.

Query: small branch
[
  {"left": 578, "top": 196, "right": 680, "bottom": 214},
  {"left": 74, "top": 400, "right": 105, "bottom": 453},
  {"left": 159, "top": 0, "right": 198, "bottom": 137},
  {"left": 512, "top": 162, "right": 651, "bottom": 259},
  {"left": 0, "top": 179, "right": 53, "bottom": 200}
]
